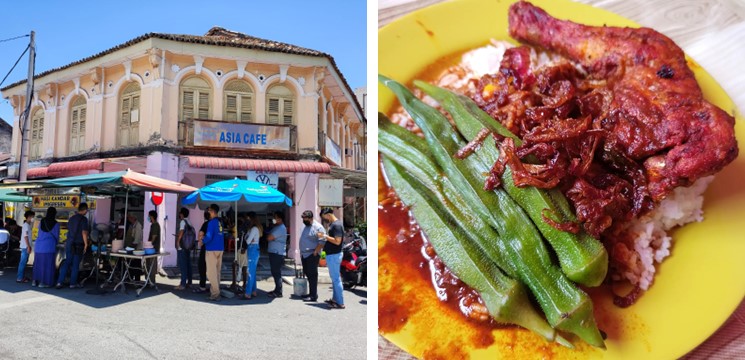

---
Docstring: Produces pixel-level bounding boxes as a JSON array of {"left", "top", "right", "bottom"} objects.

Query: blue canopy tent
[
  {"left": 182, "top": 179, "right": 292, "bottom": 207},
  {"left": 182, "top": 178, "right": 293, "bottom": 291}
]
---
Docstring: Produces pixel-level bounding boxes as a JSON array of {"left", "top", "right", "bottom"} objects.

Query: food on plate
[{"left": 379, "top": 0, "right": 738, "bottom": 349}]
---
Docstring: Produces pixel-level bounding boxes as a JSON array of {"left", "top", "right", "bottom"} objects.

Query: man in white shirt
[{"left": 17, "top": 211, "right": 34, "bottom": 283}]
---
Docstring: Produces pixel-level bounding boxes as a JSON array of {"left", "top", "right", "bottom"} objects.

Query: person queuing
[
  {"left": 16, "top": 210, "right": 34, "bottom": 283},
  {"left": 299, "top": 210, "right": 326, "bottom": 302},
  {"left": 239, "top": 212, "right": 262, "bottom": 300},
  {"left": 202, "top": 204, "right": 225, "bottom": 301},
  {"left": 0, "top": 222, "right": 9, "bottom": 267},
  {"left": 146, "top": 210, "right": 161, "bottom": 285},
  {"left": 0, "top": 222, "right": 9, "bottom": 246},
  {"left": 175, "top": 207, "right": 193, "bottom": 290},
  {"left": 192, "top": 210, "right": 210, "bottom": 294},
  {"left": 32, "top": 207, "right": 59, "bottom": 288},
  {"left": 56, "top": 203, "right": 90, "bottom": 289},
  {"left": 319, "top": 208, "right": 345, "bottom": 309},
  {"left": 236, "top": 213, "right": 249, "bottom": 285},
  {"left": 266, "top": 211, "right": 287, "bottom": 298}
]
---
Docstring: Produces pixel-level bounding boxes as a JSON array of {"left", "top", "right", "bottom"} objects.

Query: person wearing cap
[
  {"left": 319, "top": 207, "right": 345, "bottom": 309},
  {"left": 298, "top": 210, "right": 326, "bottom": 302}
]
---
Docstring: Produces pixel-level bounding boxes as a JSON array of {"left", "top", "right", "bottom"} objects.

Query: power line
[
  {"left": 0, "top": 34, "right": 29, "bottom": 44},
  {"left": 0, "top": 45, "right": 30, "bottom": 88}
]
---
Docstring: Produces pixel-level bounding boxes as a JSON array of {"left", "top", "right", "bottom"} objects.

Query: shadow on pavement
[
  {"left": 346, "top": 287, "right": 367, "bottom": 298},
  {"left": 304, "top": 302, "right": 333, "bottom": 311},
  {"left": 0, "top": 267, "right": 281, "bottom": 309}
]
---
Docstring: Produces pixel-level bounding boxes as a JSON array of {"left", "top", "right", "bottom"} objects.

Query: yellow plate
[{"left": 378, "top": 0, "right": 745, "bottom": 358}]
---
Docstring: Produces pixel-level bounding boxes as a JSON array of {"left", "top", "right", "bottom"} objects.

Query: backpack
[{"left": 181, "top": 220, "right": 197, "bottom": 250}]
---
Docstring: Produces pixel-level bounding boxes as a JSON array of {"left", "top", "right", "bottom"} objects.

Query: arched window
[
  {"left": 179, "top": 76, "right": 211, "bottom": 145},
  {"left": 118, "top": 82, "right": 140, "bottom": 147},
  {"left": 266, "top": 84, "right": 294, "bottom": 125},
  {"left": 223, "top": 79, "right": 253, "bottom": 122},
  {"left": 180, "top": 76, "right": 211, "bottom": 121},
  {"left": 69, "top": 96, "right": 86, "bottom": 154},
  {"left": 30, "top": 108, "right": 44, "bottom": 159}
]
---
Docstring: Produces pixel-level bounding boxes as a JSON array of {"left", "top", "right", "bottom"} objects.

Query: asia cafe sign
[{"left": 193, "top": 120, "right": 290, "bottom": 151}]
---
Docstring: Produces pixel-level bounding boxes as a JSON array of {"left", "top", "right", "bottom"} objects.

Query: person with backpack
[
  {"left": 192, "top": 210, "right": 210, "bottom": 293},
  {"left": 175, "top": 207, "right": 194, "bottom": 290},
  {"left": 56, "top": 203, "right": 90, "bottom": 289}
]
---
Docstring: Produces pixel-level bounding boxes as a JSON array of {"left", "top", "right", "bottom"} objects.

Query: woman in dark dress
[{"left": 33, "top": 207, "right": 59, "bottom": 287}]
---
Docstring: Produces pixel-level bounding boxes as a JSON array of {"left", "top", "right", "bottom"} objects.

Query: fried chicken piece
[{"left": 508, "top": 1, "right": 738, "bottom": 200}]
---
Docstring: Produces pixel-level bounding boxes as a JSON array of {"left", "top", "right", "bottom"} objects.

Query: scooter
[{"left": 340, "top": 236, "right": 367, "bottom": 289}]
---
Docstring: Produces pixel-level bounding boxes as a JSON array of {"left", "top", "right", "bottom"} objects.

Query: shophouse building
[{"left": 0, "top": 27, "right": 366, "bottom": 266}]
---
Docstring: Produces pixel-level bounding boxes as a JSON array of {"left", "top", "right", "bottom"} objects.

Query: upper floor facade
[{"left": 1, "top": 27, "right": 366, "bottom": 173}]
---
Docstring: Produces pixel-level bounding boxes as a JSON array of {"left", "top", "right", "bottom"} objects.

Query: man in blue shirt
[
  {"left": 266, "top": 211, "right": 287, "bottom": 298},
  {"left": 202, "top": 204, "right": 224, "bottom": 301}
]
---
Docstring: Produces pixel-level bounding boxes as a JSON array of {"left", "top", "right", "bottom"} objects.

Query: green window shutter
[
  {"left": 182, "top": 90, "right": 194, "bottom": 120},
  {"left": 239, "top": 94, "right": 252, "bottom": 122},
  {"left": 225, "top": 94, "right": 238, "bottom": 121},
  {"left": 121, "top": 97, "right": 131, "bottom": 126},
  {"left": 267, "top": 97, "right": 280, "bottom": 124},
  {"left": 79, "top": 107, "right": 86, "bottom": 132},
  {"left": 282, "top": 98, "right": 294, "bottom": 125},
  {"left": 198, "top": 91, "right": 210, "bottom": 119}
]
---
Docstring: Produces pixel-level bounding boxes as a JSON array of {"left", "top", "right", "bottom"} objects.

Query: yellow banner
[
  {"left": 32, "top": 195, "right": 80, "bottom": 209},
  {"left": 32, "top": 226, "right": 68, "bottom": 242}
]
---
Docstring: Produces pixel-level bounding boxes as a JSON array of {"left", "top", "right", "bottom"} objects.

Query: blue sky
[{"left": 0, "top": 0, "right": 366, "bottom": 125}]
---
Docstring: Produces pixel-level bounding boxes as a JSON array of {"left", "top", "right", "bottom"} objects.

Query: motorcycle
[{"left": 340, "top": 233, "right": 367, "bottom": 290}]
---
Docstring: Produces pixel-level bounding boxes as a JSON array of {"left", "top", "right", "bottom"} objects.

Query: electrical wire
[
  {"left": 0, "top": 34, "right": 29, "bottom": 44},
  {"left": 0, "top": 44, "right": 30, "bottom": 88}
]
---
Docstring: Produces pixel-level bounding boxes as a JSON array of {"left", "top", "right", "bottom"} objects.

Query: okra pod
[
  {"left": 415, "top": 81, "right": 608, "bottom": 287},
  {"left": 380, "top": 75, "right": 605, "bottom": 348},
  {"left": 382, "top": 157, "right": 568, "bottom": 346}
]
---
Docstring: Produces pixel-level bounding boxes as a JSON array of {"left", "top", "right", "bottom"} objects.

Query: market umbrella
[
  {"left": 182, "top": 179, "right": 292, "bottom": 207},
  {"left": 45, "top": 170, "right": 197, "bottom": 294},
  {"left": 0, "top": 189, "right": 31, "bottom": 222},
  {"left": 182, "top": 179, "right": 293, "bottom": 291},
  {"left": 0, "top": 189, "right": 32, "bottom": 203}
]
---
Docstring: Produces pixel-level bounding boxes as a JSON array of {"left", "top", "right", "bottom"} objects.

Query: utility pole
[{"left": 18, "top": 31, "right": 35, "bottom": 182}]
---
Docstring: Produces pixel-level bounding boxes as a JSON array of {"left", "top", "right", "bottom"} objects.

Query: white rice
[{"left": 613, "top": 176, "right": 713, "bottom": 289}]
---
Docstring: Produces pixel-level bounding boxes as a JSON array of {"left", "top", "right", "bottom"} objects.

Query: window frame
[
  {"left": 69, "top": 97, "right": 87, "bottom": 155},
  {"left": 266, "top": 85, "right": 295, "bottom": 125},
  {"left": 118, "top": 82, "right": 141, "bottom": 148},
  {"left": 223, "top": 79, "right": 254, "bottom": 122}
]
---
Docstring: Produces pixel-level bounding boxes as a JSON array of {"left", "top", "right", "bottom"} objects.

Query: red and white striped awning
[{"left": 186, "top": 156, "right": 331, "bottom": 174}]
